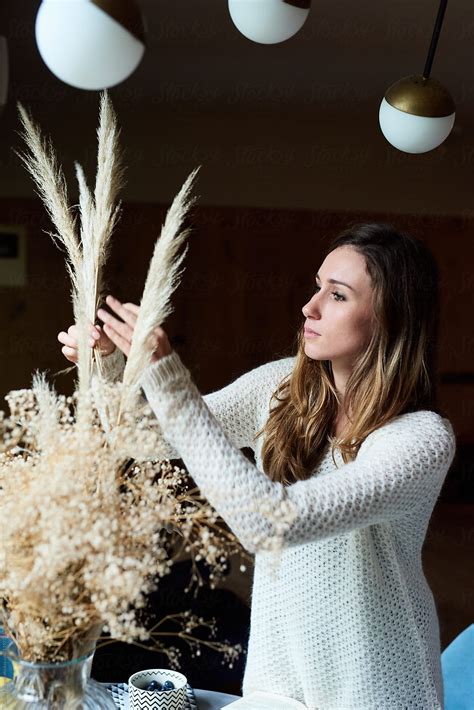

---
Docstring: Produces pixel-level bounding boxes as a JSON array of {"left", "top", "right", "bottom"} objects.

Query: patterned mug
[{"left": 128, "top": 668, "right": 188, "bottom": 709}]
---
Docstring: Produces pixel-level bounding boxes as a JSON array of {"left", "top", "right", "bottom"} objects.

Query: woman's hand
[
  {"left": 57, "top": 321, "right": 115, "bottom": 364},
  {"left": 96, "top": 295, "right": 172, "bottom": 364}
]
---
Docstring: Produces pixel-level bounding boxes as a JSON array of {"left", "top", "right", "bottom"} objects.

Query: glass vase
[{"left": 0, "top": 639, "right": 115, "bottom": 709}]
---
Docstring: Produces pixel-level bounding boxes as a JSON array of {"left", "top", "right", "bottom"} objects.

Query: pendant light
[
  {"left": 379, "top": 0, "right": 455, "bottom": 154},
  {"left": 35, "top": 0, "right": 146, "bottom": 91},
  {"left": 0, "top": 37, "right": 8, "bottom": 115},
  {"left": 228, "top": 0, "right": 311, "bottom": 45}
]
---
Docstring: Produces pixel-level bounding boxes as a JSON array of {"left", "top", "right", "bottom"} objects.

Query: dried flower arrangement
[{"left": 0, "top": 92, "right": 248, "bottom": 670}]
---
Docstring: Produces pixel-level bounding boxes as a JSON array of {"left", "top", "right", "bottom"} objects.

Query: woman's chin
[{"left": 304, "top": 343, "right": 324, "bottom": 360}]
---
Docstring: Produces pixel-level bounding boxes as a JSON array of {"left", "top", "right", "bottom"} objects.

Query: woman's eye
[{"left": 314, "top": 285, "right": 345, "bottom": 302}]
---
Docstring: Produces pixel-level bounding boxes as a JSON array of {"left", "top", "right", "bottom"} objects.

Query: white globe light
[
  {"left": 0, "top": 37, "right": 8, "bottom": 110},
  {"left": 379, "top": 98, "right": 455, "bottom": 154},
  {"left": 35, "top": 0, "right": 146, "bottom": 90},
  {"left": 378, "top": 76, "right": 455, "bottom": 154},
  {"left": 228, "top": 0, "right": 311, "bottom": 44}
]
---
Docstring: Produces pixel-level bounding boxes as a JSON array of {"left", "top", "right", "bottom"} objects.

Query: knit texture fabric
[{"left": 105, "top": 347, "right": 456, "bottom": 709}]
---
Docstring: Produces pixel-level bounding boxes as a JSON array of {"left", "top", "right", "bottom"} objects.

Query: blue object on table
[
  {"left": 0, "top": 627, "right": 14, "bottom": 680},
  {"left": 441, "top": 623, "right": 474, "bottom": 710}
]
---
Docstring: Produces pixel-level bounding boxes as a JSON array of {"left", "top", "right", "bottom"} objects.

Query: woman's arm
[
  {"left": 140, "top": 351, "right": 457, "bottom": 554},
  {"left": 96, "top": 345, "right": 293, "bottom": 461}
]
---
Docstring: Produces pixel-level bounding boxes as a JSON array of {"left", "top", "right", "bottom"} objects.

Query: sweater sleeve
[
  {"left": 93, "top": 347, "right": 292, "bottom": 462},
  {"left": 93, "top": 346, "right": 127, "bottom": 384},
  {"left": 140, "top": 350, "right": 457, "bottom": 554}
]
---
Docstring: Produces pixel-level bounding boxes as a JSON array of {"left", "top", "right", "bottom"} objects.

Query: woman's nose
[{"left": 302, "top": 293, "right": 320, "bottom": 318}]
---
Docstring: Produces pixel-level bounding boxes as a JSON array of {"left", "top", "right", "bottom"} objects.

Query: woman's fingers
[
  {"left": 105, "top": 295, "right": 138, "bottom": 326},
  {"left": 97, "top": 295, "right": 141, "bottom": 357},
  {"left": 61, "top": 345, "right": 78, "bottom": 363},
  {"left": 67, "top": 323, "right": 100, "bottom": 341},
  {"left": 60, "top": 296, "right": 162, "bottom": 364},
  {"left": 59, "top": 330, "right": 97, "bottom": 349},
  {"left": 93, "top": 325, "right": 115, "bottom": 356},
  {"left": 59, "top": 314, "right": 117, "bottom": 366},
  {"left": 102, "top": 322, "right": 132, "bottom": 357},
  {"left": 123, "top": 302, "right": 140, "bottom": 316},
  {"left": 58, "top": 331, "right": 77, "bottom": 348},
  {"left": 97, "top": 307, "right": 134, "bottom": 341}
]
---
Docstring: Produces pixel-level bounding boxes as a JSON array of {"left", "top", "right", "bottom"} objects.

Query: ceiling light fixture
[
  {"left": 228, "top": 0, "right": 311, "bottom": 45},
  {"left": 379, "top": 0, "right": 455, "bottom": 154},
  {"left": 35, "top": 0, "right": 146, "bottom": 91}
]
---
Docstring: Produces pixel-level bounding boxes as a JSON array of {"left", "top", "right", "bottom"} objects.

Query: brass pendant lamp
[{"left": 379, "top": 0, "right": 455, "bottom": 153}]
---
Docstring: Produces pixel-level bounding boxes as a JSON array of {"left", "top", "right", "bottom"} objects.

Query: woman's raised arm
[{"left": 139, "top": 350, "right": 457, "bottom": 555}]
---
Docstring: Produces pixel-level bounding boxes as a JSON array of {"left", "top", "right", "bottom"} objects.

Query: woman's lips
[{"left": 304, "top": 328, "right": 321, "bottom": 337}]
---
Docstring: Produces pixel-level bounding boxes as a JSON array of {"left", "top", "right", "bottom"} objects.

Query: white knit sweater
[{"left": 104, "top": 348, "right": 456, "bottom": 710}]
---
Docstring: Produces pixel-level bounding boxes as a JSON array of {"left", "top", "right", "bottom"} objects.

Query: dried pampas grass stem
[
  {"left": 16, "top": 103, "right": 81, "bottom": 293},
  {"left": 74, "top": 91, "right": 125, "bottom": 387},
  {"left": 16, "top": 92, "right": 125, "bottom": 397},
  {"left": 119, "top": 166, "right": 200, "bottom": 417}
]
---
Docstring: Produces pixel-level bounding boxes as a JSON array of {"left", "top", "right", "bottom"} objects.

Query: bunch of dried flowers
[
  {"left": 0, "top": 91, "right": 249, "bottom": 669},
  {"left": 0, "top": 375, "right": 247, "bottom": 666}
]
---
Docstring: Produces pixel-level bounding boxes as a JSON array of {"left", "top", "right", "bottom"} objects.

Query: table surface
[{"left": 194, "top": 688, "right": 241, "bottom": 709}]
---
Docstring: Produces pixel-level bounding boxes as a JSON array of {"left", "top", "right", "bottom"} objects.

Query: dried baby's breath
[{"left": 0, "top": 379, "right": 247, "bottom": 664}]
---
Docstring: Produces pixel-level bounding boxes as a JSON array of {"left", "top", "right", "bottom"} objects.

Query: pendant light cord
[{"left": 423, "top": 0, "right": 449, "bottom": 79}]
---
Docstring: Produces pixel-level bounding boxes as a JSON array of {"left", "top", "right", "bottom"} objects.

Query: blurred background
[{"left": 0, "top": 0, "right": 472, "bottom": 696}]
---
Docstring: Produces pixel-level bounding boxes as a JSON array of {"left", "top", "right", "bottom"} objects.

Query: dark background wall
[{"left": 0, "top": 0, "right": 473, "bottom": 695}]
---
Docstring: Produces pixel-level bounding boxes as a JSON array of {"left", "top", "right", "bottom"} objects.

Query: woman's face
[{"left": 302, "top": 246, "right": 376, "bottom": 368}]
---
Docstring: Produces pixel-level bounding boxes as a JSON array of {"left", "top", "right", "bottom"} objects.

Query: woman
[{"left": 58, "top": 222, "right": 456, "bottom": 709}]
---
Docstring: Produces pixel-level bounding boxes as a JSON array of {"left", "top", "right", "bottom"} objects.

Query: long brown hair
[{"left": 255, "top": 222, "right": 445, "bottom": 486}]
